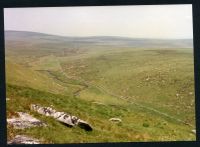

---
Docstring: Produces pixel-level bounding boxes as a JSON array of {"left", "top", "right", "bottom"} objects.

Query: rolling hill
[{"left": 5, "top": 30, "right": 196, "bottom": 143}]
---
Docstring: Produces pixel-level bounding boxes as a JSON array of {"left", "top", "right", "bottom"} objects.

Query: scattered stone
[
  {"left": 6, "top": 98, "right": 10, "bottom": 101},
  {"left": 176, "top": 93, "right": 179, "bottom": 97},
  {"left": 191, "top": 129, "right": 196, "bottom": 134},
  {"left": 7, "top": 112, "right": 46, "bottom": 129},
  {"left": 189, "top": 92, "right": 193, "bottom": 95},
  {"left": 92, "top": 101, "right": 106, "bottom": 106},
  {"left": 8, "top": 135, "right": 40, "bottom": 144},
  {"left": 30, "top": 104, "right": 92, "bottom": 131},
  {"left": 109, "top": 118, "right": 122, "bottom": 123},
  {"left": 146, "top": 77, "right": 150, "bottom": 81}
]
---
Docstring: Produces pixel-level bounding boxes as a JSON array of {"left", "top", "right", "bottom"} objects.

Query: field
[{"left": 5, "top": 31, "right": 196, "bottom": 143}]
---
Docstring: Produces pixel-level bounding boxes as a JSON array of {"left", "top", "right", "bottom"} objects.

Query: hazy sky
[{"left": 4, "top": 5, "right": 193, "bottom": 39}]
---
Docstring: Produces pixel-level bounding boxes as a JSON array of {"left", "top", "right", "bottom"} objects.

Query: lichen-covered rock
[
  {"left": 8, "top": 135, "right": 40, "bottom": 144},
  {"left": 7, "top": 112, "right": 46, "bottom": 129},
  {"left": 30, "top": 104, "right": 93, "bottom": 131},
  {"left": 55, "top": 113, "right": 76, "bottom": 127}
]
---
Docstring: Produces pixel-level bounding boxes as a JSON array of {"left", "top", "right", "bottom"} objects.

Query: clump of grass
[{"left": 143, "top": 122, "right": 150, "bottom": 128}]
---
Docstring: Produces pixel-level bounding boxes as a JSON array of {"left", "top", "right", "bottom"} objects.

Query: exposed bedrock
[
  {"left": 7, "top": 112, "right": 46, "bottom": 129},
  {"left": 8, "top": 135, "right": 41, "bottom": 144},
  {"left": 30, "top": 104, "right": 93, "bottom": 131}
]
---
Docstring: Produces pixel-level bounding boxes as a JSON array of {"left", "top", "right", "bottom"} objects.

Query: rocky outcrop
[
  {"left": 7, "top": 112, "right": 46, "bottom": 129},
  {"left": 8, "top": 135, "right": 40, "bottom": 144},
  {"left": 30, "top": 104, "right": 93, "bottom": 131},
  {"left": 109, "top": 118, "right": 122, "bottom": 123}
]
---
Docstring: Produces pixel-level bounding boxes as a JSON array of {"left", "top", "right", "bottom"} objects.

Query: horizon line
[{"left": 4, "top": 30, "right": 193, "bottom": 40}]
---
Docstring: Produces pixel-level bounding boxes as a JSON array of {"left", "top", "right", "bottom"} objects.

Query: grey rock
[
  {"left": 7, "top": 112, "right": 46, "bottom": 129},
  {"left": 191, "top": 129, "right": 196, "bottom": 134},
  {"left": 8, "top": 135, "right": 40, "bottom": 144},
  {"left": 109, "top": 118, "right": 122, "bottom": 123},
  {"left": 92, "top": 101, "right": 106, "bottom": 106},
  {"left": 30, "top": 104, "right": 92, "bottom": 131}
]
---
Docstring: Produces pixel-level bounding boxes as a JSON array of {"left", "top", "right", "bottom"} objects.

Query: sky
[{"left": 4, "top": 5, "right": 193, "bottom": 39}]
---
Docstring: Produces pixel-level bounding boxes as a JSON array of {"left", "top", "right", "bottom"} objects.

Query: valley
[{"left": 6, "top": 31, "right": 196, "bottom": 143}]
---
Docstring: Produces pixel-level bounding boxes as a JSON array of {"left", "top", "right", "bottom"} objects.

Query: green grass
[
  {"left": 29, "top": 54, "right": 62, "bottom": 71},
  {"left": 6, "top": 84, "right": 195, "bottom": 143},
  {"left": 5, "top": 59, "right": 68, "bottom": 95},
  {"left": 6, "top": 34, "right": 196, "bottom": 143},
  {"left": 60, "top": 48, "right": 195, "bottom": 125}
]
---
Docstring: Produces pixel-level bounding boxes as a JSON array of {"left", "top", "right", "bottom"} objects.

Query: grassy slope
[
  {"left": 6, "top": 48, "right": 196, "bottom": 143},
  {"left": 61, "top": 48, "right": 195, "bottom": 125},
  {"left": 5, "top": 58, "right": 85, "bottom": 96},
  {"left": 6, "top": 31, "right": 196, "bottom": 143},
  {"left": 6, "top": 59, "right": 67, "bottom": 95},
  {"left": 7, "top": 84, "right": 195, "bottom": 143}
]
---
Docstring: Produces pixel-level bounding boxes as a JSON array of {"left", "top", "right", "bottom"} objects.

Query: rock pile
[
  {"left": 30, "top": 104, "right": 93, "bottom": 131},
  {"left": 7, "top": 112, "right": 46, "bottom": 129}
]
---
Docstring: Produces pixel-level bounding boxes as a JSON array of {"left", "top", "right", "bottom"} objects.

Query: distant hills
[{"left": 5, "top": 30, "right": 193, "bottom": 49}]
